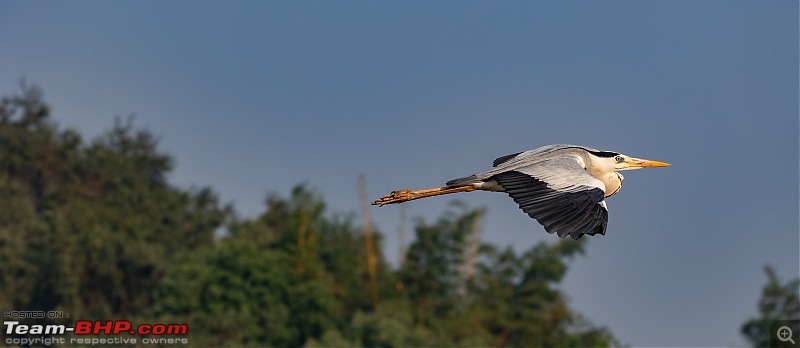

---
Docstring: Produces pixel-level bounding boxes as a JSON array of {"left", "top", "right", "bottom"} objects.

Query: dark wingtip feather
[
  {"left": 492, "top": 152, "right": 523, "bottom": 167},
  {"left": 492, "top": 170, "right": 609, "bottom": 240}
]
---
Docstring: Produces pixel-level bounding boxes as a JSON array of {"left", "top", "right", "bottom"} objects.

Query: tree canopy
[{"left": 740, "top": 265, "right": 799, "bottom": 348}]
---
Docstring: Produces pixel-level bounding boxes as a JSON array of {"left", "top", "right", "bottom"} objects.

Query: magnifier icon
[{"left": 778, "top": 326, "right": 795, "bottom": 344}]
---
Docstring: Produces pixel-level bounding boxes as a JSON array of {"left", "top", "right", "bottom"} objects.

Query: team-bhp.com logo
[{"left": 4, "top": 318, "right": 189, "bottom": 346}]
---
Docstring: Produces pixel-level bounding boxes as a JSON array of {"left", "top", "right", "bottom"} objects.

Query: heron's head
[{"left": 612, "top": 154, "right": 671, "bottom": 171}]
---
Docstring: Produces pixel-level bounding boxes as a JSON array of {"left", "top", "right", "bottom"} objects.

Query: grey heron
[{"left": 372, "top": 144, "right": 670, "bottom": 239}]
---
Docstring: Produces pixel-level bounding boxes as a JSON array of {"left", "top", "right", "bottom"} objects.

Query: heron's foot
[{"left": 372, "top": 189, "right": 413, "bottom": 206}]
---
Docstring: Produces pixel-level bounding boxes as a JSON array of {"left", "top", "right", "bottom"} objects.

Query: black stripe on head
[{"left": 587, "top": 150, "right": 620, "bottom": 158}]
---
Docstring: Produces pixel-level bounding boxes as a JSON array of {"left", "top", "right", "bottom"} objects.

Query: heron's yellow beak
[{"left": 626, "top": 157, "right": 671, "bottom": 168}]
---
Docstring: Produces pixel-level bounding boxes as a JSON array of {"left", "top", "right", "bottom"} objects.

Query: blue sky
[{"left": 1, "top": 1, "right": 797, "bottom": 346}]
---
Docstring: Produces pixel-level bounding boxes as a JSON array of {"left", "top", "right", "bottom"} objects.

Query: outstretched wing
[{"left": 491, "top": 156, "right": 608, "bottom": 239}]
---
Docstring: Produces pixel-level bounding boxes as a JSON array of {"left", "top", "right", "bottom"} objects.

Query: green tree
[
  {"left": 395, "top": 204, "right": 616, "bottom": 347},
  {"left": 399, "top": 203, "right": 481, "bottom": 329},
  {"left": 741, "top": 265, "right": 800, "bottom": 348},
  {"left": 155, "top": 239, "right": 337, "bottom": 347},
  {"left": 229, "top": 185, "right": 391, "bottom": 322},
  {"left": 0, "top": 84, "right": 69, "bottom": 312},
  {"left": 0, "top": 84, "right": 229, "bottom": 321},
  {"left": 156, "top": 185, "right": 391, "bottom": 346},
  {"left": 0, "top": 173, "right": 48, "bottom": 311},
  {"left": 467, "top": 239, "right": 617, "bottom": 347}
]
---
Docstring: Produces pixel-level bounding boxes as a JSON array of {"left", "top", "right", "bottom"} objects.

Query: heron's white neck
[{"left": 582, "top": 155, "right": 622, "bottom": 198}]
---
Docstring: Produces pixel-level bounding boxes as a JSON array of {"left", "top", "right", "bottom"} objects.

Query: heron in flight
[{"left": 373, "top": 144, "right": 670, "bottom": 239}]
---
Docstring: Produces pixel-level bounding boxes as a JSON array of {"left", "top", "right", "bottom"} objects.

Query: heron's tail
[
  {"left": 445, "top": 174, "right": 481, "bottom": 187},
  {"left": 372, "top": 185, "right": 475, "bottom": 206}
]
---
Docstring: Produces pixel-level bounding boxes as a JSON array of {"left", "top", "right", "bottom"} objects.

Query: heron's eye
[{"left": 614, "top": 155, "right": 624, "bottom": 163}]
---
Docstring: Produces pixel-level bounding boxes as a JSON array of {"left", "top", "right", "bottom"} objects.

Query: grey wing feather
[
  {"left": 451, "top": 145, "right": 592, "bottom": 186},
  {"left": 490, "top": 144, "right": 600, "bottom": 169},
  {"left": 491, "top": 157, "right": 609, "bottom": 239}
]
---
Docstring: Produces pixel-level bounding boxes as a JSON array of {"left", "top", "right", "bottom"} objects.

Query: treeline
[{"left": 0, "top": 84, "right": 618, "bottom": 346}]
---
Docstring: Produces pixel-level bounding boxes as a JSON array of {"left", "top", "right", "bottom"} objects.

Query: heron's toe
[{"left": 372, "top": 190, "right": 412, "bottom": 206}]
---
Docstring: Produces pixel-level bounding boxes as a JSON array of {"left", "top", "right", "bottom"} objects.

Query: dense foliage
[
  {"left": 740, "top": 266, "right": 800, "bottom": 348},
  {"left": 0, "top": 84, "right": 624, "bottom": 346}
]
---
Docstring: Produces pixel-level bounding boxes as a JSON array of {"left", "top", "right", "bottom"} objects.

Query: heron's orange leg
[{"left": 372, "top": 186, "right": 475, "bottom": 206}]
